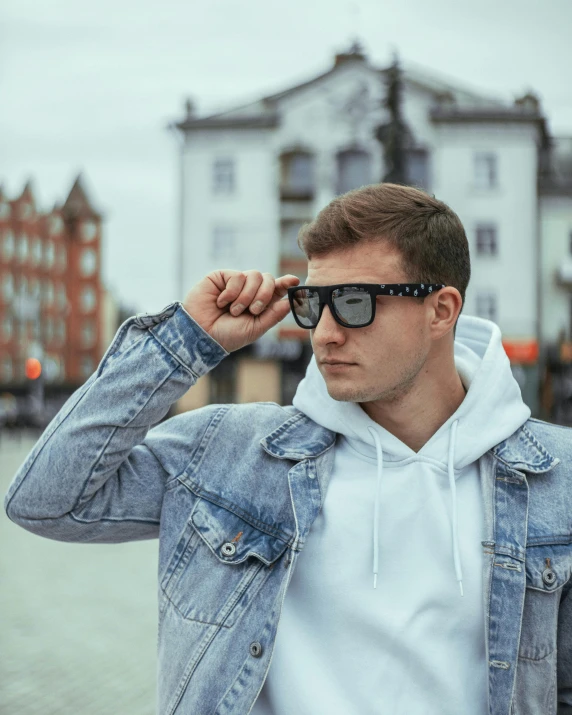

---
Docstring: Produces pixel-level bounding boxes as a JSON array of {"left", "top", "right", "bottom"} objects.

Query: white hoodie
[{"left": 251, "top": 314, "right": 530, "bottom": 715}]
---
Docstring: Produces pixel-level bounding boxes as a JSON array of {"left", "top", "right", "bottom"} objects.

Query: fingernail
[
  {"left": 251, "top": 301, "right": 264, "bottom": 313},
  {"left": 231, "top": 304, "right": 244, "bottom": 315}
]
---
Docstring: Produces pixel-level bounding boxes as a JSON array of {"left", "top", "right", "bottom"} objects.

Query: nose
[{"left": 311, "top": 304, "right": 347, "bottom": 347}]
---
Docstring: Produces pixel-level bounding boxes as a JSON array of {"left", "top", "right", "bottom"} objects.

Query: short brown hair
[{"left": 298, "top": 183, "right": 471, "bottom": 309}]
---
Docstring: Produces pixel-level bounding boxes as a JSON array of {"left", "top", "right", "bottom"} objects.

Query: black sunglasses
[{"left": 287, "top": 283, "right": 446, "bottom": 329}]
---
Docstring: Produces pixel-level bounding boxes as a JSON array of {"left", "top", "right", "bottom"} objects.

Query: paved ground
[{"left": 1, "top": 430, "right": 159, "bottom": 714}]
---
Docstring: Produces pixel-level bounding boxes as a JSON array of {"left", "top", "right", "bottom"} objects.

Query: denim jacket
[{"left": 4, "top": 301, "right": 572, "bottom": 715}]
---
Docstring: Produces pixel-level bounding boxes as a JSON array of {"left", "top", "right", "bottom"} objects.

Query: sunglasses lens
[
  {"left": 292, "top": 289, "right": 320, "bottom": 327},
  {"left": 332, "top": 286, "right": 372, "bottom": 326}
]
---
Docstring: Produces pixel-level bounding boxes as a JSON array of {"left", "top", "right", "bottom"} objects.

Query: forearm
[{"left": 3, "top": 302, "right": 227, "bottom": 537}]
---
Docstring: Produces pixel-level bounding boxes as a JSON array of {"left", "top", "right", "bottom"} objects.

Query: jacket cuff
[{"left": 132, "top": 301, "right": 229, "bottom": 377}]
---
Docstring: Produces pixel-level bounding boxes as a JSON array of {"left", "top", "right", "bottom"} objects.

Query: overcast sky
[{"left": 2, "top": 0, "right": 571, "bottom": 314}]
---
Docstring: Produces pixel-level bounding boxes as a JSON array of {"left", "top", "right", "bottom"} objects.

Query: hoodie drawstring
[
  {"left": 367, "top": 427, "right": 384, "bottom": 590},
  {"left": 367, "top": 420, "right": 464, "bottom": 597},
  {"left": 448, "top": 419, "right": 464, "bottom": 596}
]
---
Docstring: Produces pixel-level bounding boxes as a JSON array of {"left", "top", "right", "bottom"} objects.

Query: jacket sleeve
[
  {"left": 558, "top": 580, "right": 572, "bottom": 713},
  {"left": 3, "top": 301, "right": 228, "bottom": 544}
]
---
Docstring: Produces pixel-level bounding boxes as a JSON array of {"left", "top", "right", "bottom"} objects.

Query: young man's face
[{"left": 306, "top": 241, "right": 436, "bottom": 404}]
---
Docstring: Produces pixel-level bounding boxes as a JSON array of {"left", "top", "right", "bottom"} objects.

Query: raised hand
[{"left": 182, "top": 269, "right": 301, "bottom": 353}]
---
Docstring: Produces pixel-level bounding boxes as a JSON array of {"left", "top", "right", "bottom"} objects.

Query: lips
[{"left": 320, "top": 360, "right": 356, "bottom": 366}]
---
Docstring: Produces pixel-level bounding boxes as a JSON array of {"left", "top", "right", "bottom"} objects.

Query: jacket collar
[
  {"left": 261, "top": 412, "right": 336, "bottom": 460},
  {"left": 263, "top": 411, "right": 559, "bottom": 473},
  {"left": 489, "top": 424, "right": 559, "bottom": 473}
]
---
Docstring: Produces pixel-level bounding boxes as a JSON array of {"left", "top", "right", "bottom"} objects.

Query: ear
[{"left": 429, "top": 287, "right": 462, "bottom": 339}]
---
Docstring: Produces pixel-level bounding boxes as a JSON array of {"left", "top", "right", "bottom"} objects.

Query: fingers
[
  {"left": 249, "top": 273, "right": 300, "bottom": 315},
  {"left": 217, "top": 270, "right": 265, "bottom": 316},
  {"left": 216, "top": 271, "right": 247, "bottom": 309},
  {"left": 217, "top": 272, "right": 300, "bottom": 315},
  {"left": 270, "top": 274, "right": 301, "bottom": 301},
  {"left": 256, "top": 289, "right": 295, "bottom": 332}
]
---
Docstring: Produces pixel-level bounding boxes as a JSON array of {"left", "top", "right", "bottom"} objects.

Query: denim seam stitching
[
  {"left": 148, "top": 329, "right": 208, "bottom": 380},
  {"left": 4, "top": 375, "right": 95, "bottom": 516}
]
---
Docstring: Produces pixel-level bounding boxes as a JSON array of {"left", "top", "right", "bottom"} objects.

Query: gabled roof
[
  {"left": 62, "top": 173, "right": 102, "bottom": 220},
  {"left": 174, "top": 45, "right": 508, "bottom": 132},
  {"left": 19, "top": 179, "right": 37, "bottom": 208}
]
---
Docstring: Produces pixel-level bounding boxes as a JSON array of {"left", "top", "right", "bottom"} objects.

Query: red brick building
[{"left": 0, "top": 175, "right": 103, "bottom": 389}]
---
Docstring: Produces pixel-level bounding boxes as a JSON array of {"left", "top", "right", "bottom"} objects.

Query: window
[
  {"left": 30, "top": 278, "right": 40, "bottom": 299},
  {"left": 81, "top": 320, "right": 96, "bottom": 347},
  {"left": 212, "top": 158, "right": 235, "bottom": 194},
  {"left": 57, "top": 245, "right": 67, "bottom": 270},
  {"left": 17, "top": 234, "right": 29, "bottom": 263},
  {"left": 49, "top": 215, "right": 64, "bottom": 235},
  {"left": 44, "top": 354, "right": 60, "bottom": 383},
  {"left": 80, "top": 356, "right": 94, "bottom": 379},
  {"left": 211, "top": 226, "right": 236, "bottom": 262},
  {"left": 81, "top": 220, "right": 97, "bottom": 242},
  {"left": 280, "top": 221, "right": 306, "bottom": 258},
  {"left": 476, "top": 291, "right": 498, "bottom": 322},
  {"left": 80, "top": 285, "right": 96, "bottom": 313},
  {"left": 476, "top": 224, "right": 498, "bottom": 256},
  {"left": 0, "top": 202, "right": 10, "bottom": 219},
  {"left": 80, "top": 249, "right": 97, "bottom": 277},
  {"left": 2, "top": 231, "right": 15, "bottom": 260},
  {"left": 44, "top": 240, "right": 55, "bottom": 268},
  {"left": 2, "top": 273, "right": 14, "bottom": 301},
  {"left": 280, "top": 151, "right": 315, "bottom": 198},
  {"left": 336, "top": 150, "right": 371, "bottom": 195},
  {"left": 406, "top": 149, "right": 430, "bottom": 190},
  {"left": 32, "top": 237, "right": 43, "bottom": 265},
  {"left": 43, "top": 280, "right": 54, "bottom": 306},
  {"left": 474, "top": 152, "right": 498, "bottom": 189}
]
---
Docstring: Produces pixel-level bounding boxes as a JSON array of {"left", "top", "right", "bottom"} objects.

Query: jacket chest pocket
[
  {"left": 160, "top": 497, "right": 289, "bottom": 628},
  {"left": 519, "top": 547, "right": 570, "bottom": 661}
]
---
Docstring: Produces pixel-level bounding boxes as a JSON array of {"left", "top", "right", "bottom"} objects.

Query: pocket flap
[
  {"left": 190, "top": 498, "right": 289, "bottom": 566},
  {"left": 525, "top": 550, "right": 570, "bottom": 592}
]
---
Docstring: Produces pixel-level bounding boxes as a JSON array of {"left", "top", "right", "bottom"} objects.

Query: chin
[{"left": 324, "top": 379, "right": 368, "bottom": 403}]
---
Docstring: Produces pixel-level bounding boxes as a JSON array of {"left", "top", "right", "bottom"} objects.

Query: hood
[{"left": 292, "top": 313, "right": 531, "bottom": 594}]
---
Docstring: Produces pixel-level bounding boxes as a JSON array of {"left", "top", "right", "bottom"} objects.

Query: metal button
[
  {"left": 221, "top": 542, "right": 236, "bottom": 557},
  {"left": 542, "top": 568, "right": 557, "bottom": 587},
  {"left": 249, "top": 642, "right": 263, "bottom": 658}
]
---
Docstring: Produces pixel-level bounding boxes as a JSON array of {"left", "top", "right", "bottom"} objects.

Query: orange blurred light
[{"left": 25, "top": 358, "right": 42, "bottom": 380}]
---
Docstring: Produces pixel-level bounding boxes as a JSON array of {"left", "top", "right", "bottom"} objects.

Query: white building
[
  {"left": 540, "top": 137, "right": 572, "bottom": 343},
  {"left": 171, "top": 44, "right": 568, "bottom": 414}
]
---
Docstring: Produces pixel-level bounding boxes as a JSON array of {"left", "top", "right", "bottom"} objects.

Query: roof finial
[
  {"left": 334, "top": 39, "right": 367, "bottom": 67},
  {"left": 185, "top": 97, "right": 195, "bottom": 120}
]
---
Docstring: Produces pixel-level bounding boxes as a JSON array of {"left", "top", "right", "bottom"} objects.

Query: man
[{"left": 4, "top": 183, "right": 572, "bottom": 715}]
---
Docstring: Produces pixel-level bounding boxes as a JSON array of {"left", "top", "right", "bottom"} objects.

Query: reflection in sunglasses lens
[
  {"left": 293, "top": 289, "right": 320, "bottom": 327},
  {"left": 332, "top": 287, "right": 372, "bottom": 326}
]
